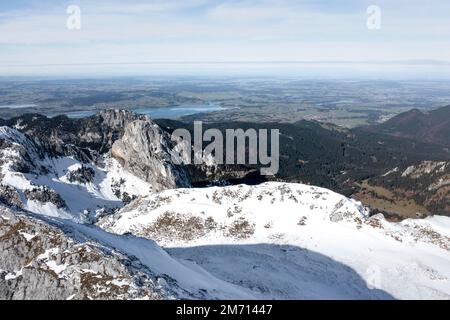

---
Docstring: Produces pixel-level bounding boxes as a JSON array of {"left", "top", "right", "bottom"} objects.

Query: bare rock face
[
  {"left": 0, "top": 110, "right": 192, "bottom": 221},
  {"left": 67, "top": 166, "right": 95, "bottom": 184},
  {"left": 0, "top": 126, "right": 43, "bottom": 174},
  {"left": 24, "top": 187, "right": 67, "bottom": 209},
  {"left": 0, "top": 185, "right": 23, "bottom": 209},
  {"left": 0, "top": 207, "right": 164, "bottom": 300},
  {"left": 1, "top": 109, "right": 191, "bottom": 193},
  {"left": 77, "top": 109, "right": 145, "bottom": 153},
  {"left": 2, "top": 110, "right": 147, "bottom": 159},
  {"left": 111, "top": 117, "right": 190, "bottom": 191}
]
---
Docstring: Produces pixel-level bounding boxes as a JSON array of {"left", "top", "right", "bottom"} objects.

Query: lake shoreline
[{"left": 45, "top": 103, "right": 226, "bottom": 120}]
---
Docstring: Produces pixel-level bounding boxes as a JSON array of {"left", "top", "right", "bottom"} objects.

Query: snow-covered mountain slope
[
  {"left": 0, "top": 126, "right": 155, "bottom": 221},
  {"left": 2, "top": 110, "right": 449, "bottom": 300},
  {"left": 13, "top": 110, "right": 191, "bottom": 191},
  {"left": 99, "top": 182, "right": 450, "bottom": 300},
  {"left": 0, "top": 110, "right": 243, "bottom": 222},
  {"left": 0, "top": 206, "right": 258, "bottom": 300},
  {"left": 0, "top": 206, "right": 163, "bottom": 300}
]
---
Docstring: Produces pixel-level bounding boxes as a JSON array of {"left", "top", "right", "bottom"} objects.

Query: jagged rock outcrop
[
  {"left": 0, "top": 126, "right": 43, "bottom": 175},
  {"left": 67, "top": 166, "right": 95, "bottom": 184},
  {"left": 24, "top": 187, "right": 67, "bottom": 209},
  {"left": 0, "top": 207, "right": 164, "bottom": 300},
  {"left": 0, "top": 185, "right": 23, "bottom": 209},
  {"left": 1, "top": 110, "right": 190, "bottom": 190},
  {"left": 0, "top": 205, "right": 259, "bottom": 300},
  {"left": 0, "top": 110, "right": 192, "bottom": 219},
  {"left": 111, "top": 118, "right": 190, "bottom": 191}
]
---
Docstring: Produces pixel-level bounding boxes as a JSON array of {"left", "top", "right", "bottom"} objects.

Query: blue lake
[
  {"left": 0, "top": 104, "right": 37, "bottom": 109},
  {"left": 50, "top": 103, "right": 225, "bottom": 120}
]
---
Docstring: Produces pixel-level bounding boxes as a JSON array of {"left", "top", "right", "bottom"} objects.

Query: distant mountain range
[
  {"left": 365, "top": 105, "right": 450, "bottom": 147},
  {"left": 349, "top": 105, "right": 450, "bottom": 219}
]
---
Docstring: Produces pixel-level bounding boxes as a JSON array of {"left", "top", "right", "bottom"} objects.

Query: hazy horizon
[{"left": 1, "top": 0, "right": 450, "bottom": 78}]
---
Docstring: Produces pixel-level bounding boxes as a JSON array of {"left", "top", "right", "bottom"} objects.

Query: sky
[{"left": 0, "top": 0, "right": 450, "bottom": 77}]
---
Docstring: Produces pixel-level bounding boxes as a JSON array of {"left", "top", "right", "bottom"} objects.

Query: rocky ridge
[
  {"left": 0, "top": 207, "right": 165, "bottom": 300},
  {"left": 0, "top": 110, "right": 193, "bottom": 220},
  {"left": 98, "top": 182, "right": 450, "bottom": 299}
]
